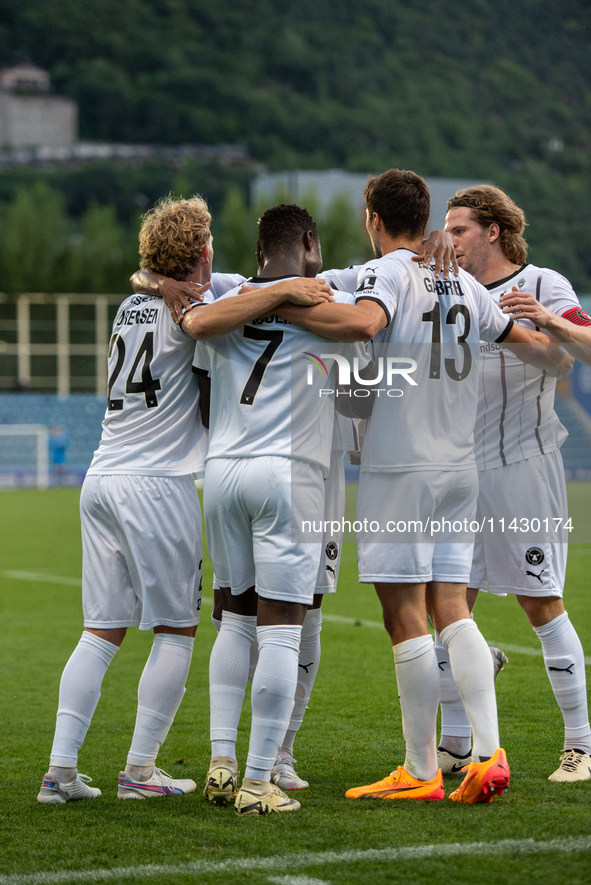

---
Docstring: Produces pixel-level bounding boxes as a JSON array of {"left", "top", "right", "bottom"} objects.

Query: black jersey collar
[{"left": 484, "top": 264, "right": 529, "bottom": 291}]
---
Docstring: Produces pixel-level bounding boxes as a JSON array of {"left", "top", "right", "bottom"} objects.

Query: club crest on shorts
[
  {"left": 325, "top": 542, "right": 338, "bottom": 561},
  {"left": 525, "top": 546, "right": 545, "bottom": 566}
]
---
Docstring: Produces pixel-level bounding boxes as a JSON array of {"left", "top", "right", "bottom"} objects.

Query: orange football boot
[
  {"left": 345, "top": 766, "right": 444, "bottom": 801},
  {"left": 449, "top": 748, "right": 510, "bottom": 804}
]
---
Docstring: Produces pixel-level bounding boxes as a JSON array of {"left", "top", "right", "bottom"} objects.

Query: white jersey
[
  {"left": 209, "top": 272, "right": 246, "bottom": 300},
  {"left": 324, "top": 266, "right": 363, "bottom": 454},
  {"left": 356, "top": 249, "right": 513, "bottom": 472},
  {"left": 332, "top": 413, "right": 359, "bottom": 452},
  {"left": 193, "top": 277, "right": 368, "bottom": 477},
  {"left": 323, "top": 266, "right": 360, "bottom": 294},
  {"left": 475, "top": 264, "right": 581, "bottom": 470},
  {"left": 88, "top": 293, "right": 207, "bottom": 477}
]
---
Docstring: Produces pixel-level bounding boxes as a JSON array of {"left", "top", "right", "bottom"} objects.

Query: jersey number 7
[{"left": 240, "top": 327, "right": 284, "bottom": 405}]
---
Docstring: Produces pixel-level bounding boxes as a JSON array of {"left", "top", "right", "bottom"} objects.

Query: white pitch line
[
  {"left": 0, "top": 570, "right": 82, "bottom": 587},
  {"left": 1, "top": 836, "right": 590, "bottom": 885},
  {"left": 268, "top": 878, "right": 332, "bottom": 885},
  {"left": 322, "top": 613, "right": 591, "bottom": 666},
  {"left": 2, "top": 571, "right": 590, "bottom": 665},
  {"left": 0, "top": 572, "right": 214, "bottom": 608}
]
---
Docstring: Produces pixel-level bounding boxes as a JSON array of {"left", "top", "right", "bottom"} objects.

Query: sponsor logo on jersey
[
  {"left": 525, "top": 546, "right": 545, "bottom": 565},
  {"left": 480, "top": 341, "right": 503, "bottom": 353},
  {"left": 356, "top": 275, "right": 377, "bottom": 292},
  {"left": 517, "top": 279, "right": 526, "bottom": 289},
  {"left": 129, "top": 295, "right": 160, "bottom": 305}
]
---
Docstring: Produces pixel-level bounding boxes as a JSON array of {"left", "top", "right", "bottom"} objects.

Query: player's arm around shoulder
[
  {"left": 182, "top": 277, "right": 333, "bottom": 340},
  {"left": 130, "top": 269, "right": 210, "bottom": 324},
  {"left": 275, "top": 266, "right": 393, "bottom": 342},
  {"left": 276, "top": 298, "right": 386, "bottom": 341},
  {"left": 502, "top": 315, "right": 573, "bottom": 373},
  {"left": 498, "top": 285, "right": 591, "bottom": 365},
  {"left": 473, "top": 279, "right": 571, "bottom": 372}
]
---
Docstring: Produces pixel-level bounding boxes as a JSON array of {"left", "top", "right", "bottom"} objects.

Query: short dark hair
[
  {"left": 257, "top": 203, "right": 318, "bottom": 255},
  {"left": 364, "top": 169, "right": 430, "bottom": 240},
  {"left": 447, "top": 185, "right": 528, "bottom": 265}
]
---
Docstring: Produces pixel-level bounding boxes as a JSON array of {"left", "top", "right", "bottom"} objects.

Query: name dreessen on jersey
[{"left": 115, "top": 305, "right": 160, "bottom": 326}]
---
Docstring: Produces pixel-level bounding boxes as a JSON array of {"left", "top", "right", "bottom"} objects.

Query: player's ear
[
  {"left": 302, "top": 230, "right": 315, "bottom": 253},
  {"left": 201, "top": 243, "right": 210, "bottom": 264},
  {"left": 488, "top": 222, "right": 501, "bottom": 245},
  {"left": 255, "top": 241, "right": 264, "bottom": 272},
  {"left": 370, "top": 212, "right": 382, "bottom": 232}
]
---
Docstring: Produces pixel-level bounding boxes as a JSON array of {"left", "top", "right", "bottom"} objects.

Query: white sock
[
  {"left": 533, "top": 612, "right": 591, "bottom": 754},
  {"left": 212, "top": 607, "right": 259, "bottom": 685},
  {"left": 434, "top": 631, "right": 472, "bottom": 757},
  {"left": 280, "top": 608, "right": 322, "bottom": 756},
  {"left": 393, "top": 634, "right": 439, "bottom": 781},
  {"left": 440, "top": 619, "right": 499, "bottom": 761},
  {"left": 245, "top": 624, "right": 302, "bottom": 780},
  {"left": 126, "top": 633, "right": 194, "bottom": 770},
  {"left": 209, "top": 612, "right": 257, "bottom": 759},
  {"left": 49, "top": 631, "right": 119, "bottom": 769},
  {"left": 248, "top": 630, "right": 260, "bottom": 685}
]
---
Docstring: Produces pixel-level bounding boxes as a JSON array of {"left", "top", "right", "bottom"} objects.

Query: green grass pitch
[{"left": 0, "top": 487, "right": 590, "bottom": 885}]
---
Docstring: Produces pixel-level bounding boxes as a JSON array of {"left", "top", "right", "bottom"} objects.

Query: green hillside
[{"left": 1, "top": 0, "right": 591, "bottom": 287}]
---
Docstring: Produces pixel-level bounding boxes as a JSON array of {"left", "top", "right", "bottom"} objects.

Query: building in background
[
  {"left": 252, "top": 170, "right": 482, "bottom": 232},
  {"left": 0, "top": 64, "right": 78, "bottom": 149}
]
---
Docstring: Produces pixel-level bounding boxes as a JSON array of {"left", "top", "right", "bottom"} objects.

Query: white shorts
[
  {"left": 315, "top": 449, "right": 346, "bottom": 594},
  {"left": 469, "top": 450, "right": 568, "bottom": 597},
  {"left": 81, "top": 474, "right": 202, "bottom": 630},
  {"left": 357, "top": 469, "right": 478, "bottom": 584},
  {"left": 204, "top": 456, "right": 324, "bottom": 605}
]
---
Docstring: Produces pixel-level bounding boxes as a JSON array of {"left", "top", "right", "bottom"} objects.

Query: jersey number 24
[{"left": 107, "top": 332, "right": 162, "bottom": 410}]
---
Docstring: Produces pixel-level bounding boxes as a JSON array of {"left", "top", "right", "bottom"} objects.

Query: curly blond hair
[
  {"left": 139, "top": 194, "right": 212, "bottom": 279},
  {"left": 447, "top": 185, "right": 528, "bottom": 265}
]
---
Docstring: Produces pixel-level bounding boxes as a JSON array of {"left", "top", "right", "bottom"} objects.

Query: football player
[
  {"left": 37, "top": 195, "right": 332, "bottom": 805},
  {"left": 437, "top": 185, "right": 591, "bottom": 782},
  {"left": 193, "top": 204, "right": 369, "bottom": 815},
  {"left": 277, "top": 169, "right": 562, "bottom": 804}
]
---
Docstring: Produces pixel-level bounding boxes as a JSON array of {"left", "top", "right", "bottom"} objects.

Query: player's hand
[
  {"left": 412, "top": 230, "right": 459, "bottom": 279},
  {"left": 348, "top": 450, "right": 361, "bottom": 465},
  {"left": 283, "top": 277, "right": 335, "bottom": 306},
  {"left": 160, "top": 279, "right": 210, "bottom": 324},
  {"left": 499, "top": 288, "right": 554, "bottom": 327}
]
